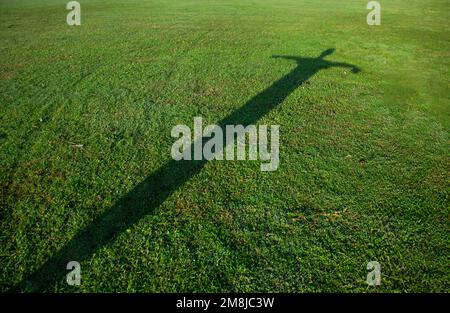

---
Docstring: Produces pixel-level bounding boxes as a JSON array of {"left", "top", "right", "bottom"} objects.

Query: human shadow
[{"left": 15, "top": 48, "right": 360, "bottom": 291}]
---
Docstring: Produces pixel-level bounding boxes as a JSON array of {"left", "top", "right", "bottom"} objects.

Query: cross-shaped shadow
[{"left": 15, "top": 48, "right": 360, "bottom": 291}]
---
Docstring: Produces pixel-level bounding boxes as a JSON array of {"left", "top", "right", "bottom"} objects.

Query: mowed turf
[{"left": 0, "top": 0, "right": 448, "bottom": 292}]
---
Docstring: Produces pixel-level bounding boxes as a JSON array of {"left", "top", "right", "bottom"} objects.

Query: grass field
[{"left": 0, "top": 0, "right": 448, "bottom": 292}]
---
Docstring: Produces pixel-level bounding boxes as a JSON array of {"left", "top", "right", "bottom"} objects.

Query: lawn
[{"left": 0, "top": 0, "right": 448, "bottom": 292}]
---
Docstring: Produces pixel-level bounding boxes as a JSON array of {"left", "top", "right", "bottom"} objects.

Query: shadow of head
[{"left": 318, "top": 48, "right": 336, "bottom": 59}]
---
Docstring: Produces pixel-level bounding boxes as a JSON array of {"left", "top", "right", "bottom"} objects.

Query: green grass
[{"left": 0, "top": 0, "right": 448, "bottom": 292}]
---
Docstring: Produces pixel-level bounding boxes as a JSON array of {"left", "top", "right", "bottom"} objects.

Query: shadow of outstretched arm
[
  {"left": 272, "top": 55, "right": 302, "bottom": 61},
  {"left": 329, "top": 62, "right": 361, "bottom": 73}
]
